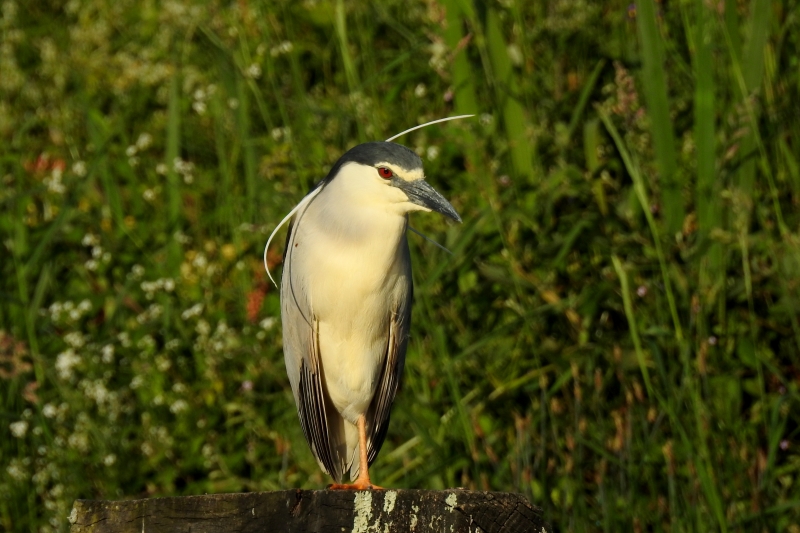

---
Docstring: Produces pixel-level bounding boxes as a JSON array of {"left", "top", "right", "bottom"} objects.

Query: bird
[{"left": 272, "top": 139, "right": 461, "bottom": 489}]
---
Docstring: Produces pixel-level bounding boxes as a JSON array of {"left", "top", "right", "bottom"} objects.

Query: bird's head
[{"left": 321, "top": 142, "right": 461, "bottom": 222}]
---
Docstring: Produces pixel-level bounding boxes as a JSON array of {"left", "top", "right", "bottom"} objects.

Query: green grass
[{"left": 2, "top": 1, "right": 800, "bottom": 532}]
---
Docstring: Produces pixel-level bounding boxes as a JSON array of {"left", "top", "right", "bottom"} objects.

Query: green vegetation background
[{"left": 1, "top": 0, "right": 798, "bottom": 531}]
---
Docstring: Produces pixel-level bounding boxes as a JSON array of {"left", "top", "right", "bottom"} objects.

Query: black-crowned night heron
[{"left": 265, "top": 120, "right": 465, "bottom": 489}]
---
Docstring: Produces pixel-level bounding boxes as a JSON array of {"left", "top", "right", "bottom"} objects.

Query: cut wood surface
[{"left": 69, "top": 489, "right": 551, "bottom": 533}]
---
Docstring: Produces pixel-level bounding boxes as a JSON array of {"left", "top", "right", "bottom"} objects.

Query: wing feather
[
  {"left": 365, "top": 283, "right": 412, "bottom": 466},
  {"left": 282, "top": 222, "right": 346, "bottom": 482}
]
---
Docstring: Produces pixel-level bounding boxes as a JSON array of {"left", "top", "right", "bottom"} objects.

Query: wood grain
[{"left": 69, "top": 489, "right": 551, "bottom": 533}]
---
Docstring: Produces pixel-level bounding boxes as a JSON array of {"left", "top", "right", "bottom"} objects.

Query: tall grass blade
[
  {"left": 724, "top": 0, "right": 742, "bottom": 64},
  {"left": 742, "top": 0, "right": 770, "bottom": 94},
  {"left": 733, "top": 0, "right": 771, "bottom": 196},
  {"left": 565, "top": 59, "right": 606, "bottom": 148},
  {"left": 442, "top": 0, "right": 479, "bottom": 115},
  {"left": 611, "top": 255, "right": 653, "bottom": 396},
  {"left": 236, "top": 76, "right": 258, "bottom": 223},
  {"left": 485, "top": 7, "right": 534, "bottom": 180},
  {"left": 583, "top": 118, "right": 608, "bottom": 215},
  {"left": 335, "top": 0, "right": 364, "bottom": 140},
  {"left": 691, "top": 0, "right": 723, "bottom": 294},
  {"left": 635, "top": 0, "right": 683, "bottom": 235}
]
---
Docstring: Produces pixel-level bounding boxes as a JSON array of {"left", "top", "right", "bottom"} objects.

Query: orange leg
[{"left": 328, "top": 416, "right": 383, "bottom": 490}]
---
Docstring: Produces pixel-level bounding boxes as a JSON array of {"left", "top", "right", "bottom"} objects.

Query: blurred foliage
[{"left": 1, "top": 0, "right": 800, "bottom": 531}]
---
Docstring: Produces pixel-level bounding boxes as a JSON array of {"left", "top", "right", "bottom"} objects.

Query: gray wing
[
  {"left": 281, "top": 227, "right": 347, "bottom": 482},
  {"left": 363, "top": 278, "right": 412, "bottom": 468}
]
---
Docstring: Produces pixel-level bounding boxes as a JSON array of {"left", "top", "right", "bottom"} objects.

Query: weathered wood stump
[{"left": 70, "top": 489, "right": 551, "bottom": 533}]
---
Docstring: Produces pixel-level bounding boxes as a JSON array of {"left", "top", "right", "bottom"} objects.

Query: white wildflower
[
  {"left": 44, "top": 170, "right": 65, "bottom": 194},
  {"left": 170, "top": 399, "right": 189, "bottom": 414},
  {"left": 182, "top": 304, "right": 203, "bottom": 324},
  {"left": 118, "top": 331, "right": 131, "bottom": 347},
  {"left": 130, "top": 264, "right": 145, "bottom": 280},
  {"left": 270, "top": 40, "right": 293, "bottom": 56},
  {"left": 173, "top": 230, "right": 190, "bottom": 244},
  {"left": 101, "top": 344, "right": 114, "bottom": 363},
  {"left": 429, "top": 41, "right": 447, "bottom": 71},
  {"left": 246, "top": 63, "right": 262, "bottom": 79},
  {"left": 135, "top": 133, "right": 153, "bottom": 151},
  {"left": 55, "top": 349, "right": 81, "bottom": 380},
  {"left": 192, "top": 253, "right": 207, "bottom": 269},
  {"left": 155, "top": 355, "right": 171, "bottom": 372},
  {"left": 202, "top": 443, "right": 213, "bottom": 457},
  {"left": 67, "top": 432, "right": 88, "bottom": 452},
  {"left": 507, "top": 43, "right": 523, "bottom": 66},
  {"left": 165, "top": 339, "right": 180, "bottom": 350},
  {"left": 82, "top": 379, "right": 109, "bottom": 405},
  {"left": 9, "top": 420, "right": 28, "bottom": 438},
  {"left": 64, "top": 331, "right": 85, "bottom": 348},
  {"left": 72, "top": 161, "right": 87, "bottom": 177},
  {"left": 48, "top": 301, "right": 63, "bottom": 319},
  {"left": 6, "top": 459, "right": 27, "bottom": 481}
]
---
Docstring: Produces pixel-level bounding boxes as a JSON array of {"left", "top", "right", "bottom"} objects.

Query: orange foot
[{"left": 327, "top": 481, "right": 384, "bottom": 490}]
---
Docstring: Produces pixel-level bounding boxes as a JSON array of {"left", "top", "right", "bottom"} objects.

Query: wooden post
[{"left": 69, "top": 489, "right": 551, "bottom": 533}]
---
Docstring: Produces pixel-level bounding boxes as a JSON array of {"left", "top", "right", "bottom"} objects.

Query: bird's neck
[{"left": 308, "top": 189, "right": 408, "bottom": 250}]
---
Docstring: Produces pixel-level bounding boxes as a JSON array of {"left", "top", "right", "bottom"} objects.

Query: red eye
[{"left": 377, "top": 167, "right": 393, "bottom": 179}]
